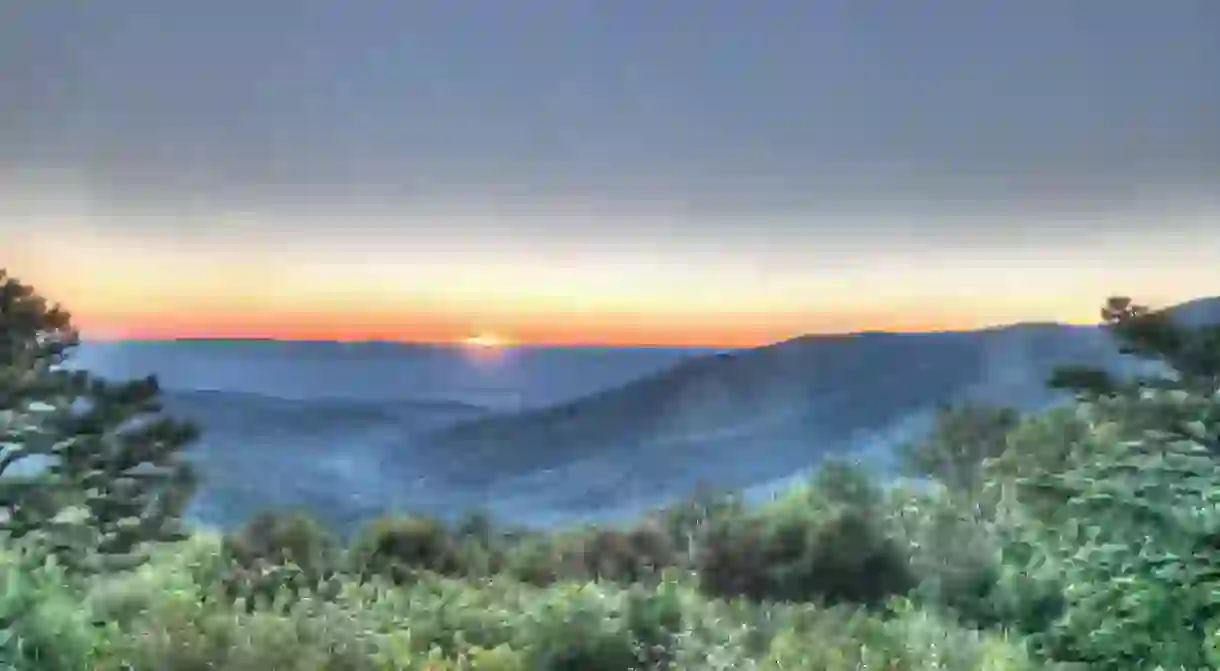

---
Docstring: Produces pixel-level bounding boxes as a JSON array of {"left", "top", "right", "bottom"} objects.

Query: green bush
[
  {"left": 650, "top": 483, "right": 745, "bottom": 563},
  {"left": 0, "top": 549, "right": 106, "bottom": 671},
  {"left": 888, "top": 483, "right": 1068, "bottom": 635},
  {"left": 216, "top": 510, "right": 346, "bottom": 611},
  {"left": 225, "top": 510, "right": 341, "bottom": 575},
  {"left": 992, "top": 390, "right": 1220, "bottom": 668},
  {"left": 763, "top": 599, "right": 1045, "bottom": 671},
  {"left": 0, "top": 500, "right": 1041, "bottom": 671},
  {"left": 975, "top": 296, "right": 1220, "bottom": 668},
  {"left": 348, "top": 515, "right": 464, "bottom": 583},
  {"left": 502, "top": 534, "right": 566, "bottom": 586},
  {"left": 569, "top": 522, "right": 679, "bottom": 585},
  {"left": 697, "top": 466, "right": 916, "bottom": 606},
  {"left": 898, "top": 402, "right": 1022, "bottom": 492}
]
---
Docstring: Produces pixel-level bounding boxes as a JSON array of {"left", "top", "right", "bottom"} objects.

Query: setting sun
[{"left": 462, "top": 333, "right": 507, "bottom": 349}]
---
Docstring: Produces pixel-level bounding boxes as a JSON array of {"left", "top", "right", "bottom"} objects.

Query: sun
[{"left": 462, "top": 333, "right": 507, "bottom": 349}]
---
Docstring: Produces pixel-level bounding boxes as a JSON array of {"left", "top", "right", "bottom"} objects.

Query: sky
[{"left": 3, "top": 1, "right": 1218, "bottom": 347}]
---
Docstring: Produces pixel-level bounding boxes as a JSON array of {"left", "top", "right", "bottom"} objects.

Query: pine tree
[
  {"left": 1004, "top": 296, "right": 1220, "bottom": 665},
  {"left": 0, "top": 268, "right": 200, "bottom": 572},
  {"left": 1049, "top": 295, "right": 1220, "bottom": 398}
]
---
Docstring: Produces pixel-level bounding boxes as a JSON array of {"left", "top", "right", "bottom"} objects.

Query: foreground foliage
[
  {"left": 2, "top": 533, "right": 1046, "bottom": 670},
  {"left": 0, "top": 269, "right": 199, "bottom": 575}
]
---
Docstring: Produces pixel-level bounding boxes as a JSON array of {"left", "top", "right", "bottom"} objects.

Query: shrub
[
  {"left": 0, "top": 548, "right": 105, "bottom": 671},
  {"left": 650, "top": 483, "right": 745, "bottom": 564},
  {"left": 897, "top": 402, "right": 1022, "bottom": 492},
  {"left": 502, "top": 534, "right": 566, "bottom": 586},
  {"left": 225, "top": 509, "right": 341, "bottom": 576},
  {"left": 763, "top": 599, "right": 1044, "bottom": 671},
  {"left": 505, "top": 580, "right": 690, "bottom": 671},
  {"left": 887, "top": 485, "right": 1005, "bottom": 624},
  {"left": 572, "top": 522, "right": 678, "bottom": 585},
  {"left": 803, "top": 506, "right": 916, "bottom": 604},
  {"left": 214, "top": 511, "right": 345, "bottom": 613},
  {"left": 979, "top": 290, "right": 1220, "bottom": 668},
  {"left": 695, "top": 515, "right": 772, "bottom": 601},
  {"left": 995, "top": 389, "right": 1220, "bottom": 668},
  {"left": 697, "top": 465, "right": 916, "bottom": 605},
  {"left": 348, "top": 515, "right": 463, "bottom": 583}
]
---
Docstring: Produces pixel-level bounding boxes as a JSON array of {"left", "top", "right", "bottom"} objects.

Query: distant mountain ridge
[
  {"left": 1157, "top": 295, "right": 1220, "bottom": 327},
  {"left": 75, "top": 340, "right": 703, "bottom": 410},
  {"left": 404, "top": 297, "right": 1220, "bottom": 518},
  {"left": 89, "top": 295, "right": 1220, "bottom": 530},
  {"left": 163, "top": 388, "right": 490, "bottom": 424}
]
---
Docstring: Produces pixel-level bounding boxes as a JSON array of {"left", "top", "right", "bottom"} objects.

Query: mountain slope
[
  {"left": 412, "top": 297, "right": 1220, "bottom": 520},
  {"left": 406, "top": 321, "right": 1136, "bottom": 516},
  {"left": 159, "top": 295, "right": 1220, "bottom": 529},
  {"left": 1161, "top": 296, "right": 1220, "bottom": 328},
  {"left": 162, "top": 388, "right": 490, "bottom": 435},
  {"left": 164, "top": 390, "right": 495, "bottom": 529}
]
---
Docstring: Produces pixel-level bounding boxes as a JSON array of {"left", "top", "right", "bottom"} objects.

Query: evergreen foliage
[
  {"left": 0, "top": 269, "right": 199, "bottom": 574},
  {"left": 1050, "top": 295, "right": 1220, "bottom": 398}
]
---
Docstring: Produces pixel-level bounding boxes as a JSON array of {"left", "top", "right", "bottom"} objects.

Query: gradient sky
[{"left": 3, "top": 1, "right": 1218, "bottom": 346}]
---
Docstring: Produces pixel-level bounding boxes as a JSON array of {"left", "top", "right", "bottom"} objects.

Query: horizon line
[{"left": 78, "top": 317, "right": 1107, "bottom": 350}]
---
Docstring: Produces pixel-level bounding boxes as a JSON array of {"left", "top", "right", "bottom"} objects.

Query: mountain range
[
  {"left": 408, "top": 323, "right": 1116, "bottom": 518},
  {"left": 77, "top": 297, "right": 1220, "bottom": 531}
]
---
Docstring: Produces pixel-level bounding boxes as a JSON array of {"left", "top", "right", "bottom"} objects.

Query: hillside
[
  {"left": 406, "top": 310, "right": 1204, "bottom": 517},
  {"left": 160, "top": 389, "right": 495, "bottom": 529},
  {"left": 161, "top": 388, "right": 491, "bottom": 436},
  {"left": 1158, "top": 295, "right": 1220, "bottom": 327},
  {"left": 132, "top": 297, "right": 1220, "bottom": 529}
]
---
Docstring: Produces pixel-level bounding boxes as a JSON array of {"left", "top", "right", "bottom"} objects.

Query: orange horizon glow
[
  {"left": 9, "top": 207, "right": 1220, "bottom": 350},
  {"left": 13, "top": 222, "right": 1216, "bottom": 349},
  {"left": 67, "top": 304, "right": 1100, "bottom": 349},
  {"left": 2, "top": 265, "right": 1137, "bottom": 348}
]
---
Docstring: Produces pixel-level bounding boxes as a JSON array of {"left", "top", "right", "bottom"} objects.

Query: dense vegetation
[{"left": 3, "top": 267, "right": 1219, "bottom": 669}]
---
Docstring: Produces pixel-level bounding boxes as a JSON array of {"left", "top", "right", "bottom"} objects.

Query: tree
[
  {"left": 985, "top": 296, "right": 1220, "bottom": 666},
  {"left": 1049, "top": 296, "right": 1220, "bottom": 397},
  {"left": 996, "top": 380, "right": 1220, "bottom": 668},
  {"left": 897, "top": 403, "right": 1021, "bottom": 491},
  {"left": 0, "top": 269, "right": 200, "bottom": 573}
]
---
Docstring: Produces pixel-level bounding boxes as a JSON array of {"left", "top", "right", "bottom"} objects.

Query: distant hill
[
  {"left": 67, "top": 341, "right": 704, "bottom": 530},
  {"left": 162, "top": 389, "right": 496, "bottom": 530},
  {"left": 406, "top": 299, "right": 1220, "bottom": 517},
  {"left": 162, "top": 388, "right": 490, "bottom": 435},
  {"left": 101, "top": 295, "right": 1220, "bottom": 530},
  {"left": 73, "top": 340, "right": 704, "bottom": 410},
  {"left": 1160, "top": 296, "right": 1220, "bottom": 327}
]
